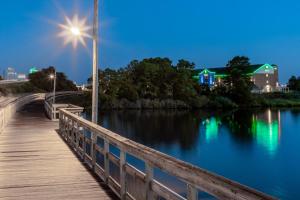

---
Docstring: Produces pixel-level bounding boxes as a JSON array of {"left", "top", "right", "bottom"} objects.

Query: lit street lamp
[
  {"left": 58, "top": 0, "right": 99, "bottom": 123},
  {"left": 49, "top": 70, "right": 56, "bottom": 105}
]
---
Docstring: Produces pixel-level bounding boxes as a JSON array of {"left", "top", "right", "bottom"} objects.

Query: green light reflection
[
  {"left": 251, "top": 110, "right": 281, "bottom": 155},
  {"left": 203, "top": 117, "right": 220, "bottom": 142}
]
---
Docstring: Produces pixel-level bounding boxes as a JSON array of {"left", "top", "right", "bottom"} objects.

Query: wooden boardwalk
[{"left": 0, "top": 101, "right": 117, "bottom": 200}]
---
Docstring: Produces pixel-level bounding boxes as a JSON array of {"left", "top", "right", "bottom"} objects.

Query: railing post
[
  {"left": 71, "top": 120, "right": 75, "bottom": 148},
  {"left": 67, "top": 118, "right": 72, "bottom": 142},
  {"left": 120, "top": 149, "right": 126, "bottom": 200},
  {"left": 91, "top": 132, "right": 97, "bottom": 171},
  {"left": 145, "top": 162, "right": 154, "bottom": 200},
  {"left": 104, "top": 139, "right": 110, "bottom": 183},
  {"left": 74, "top": 122, "right": 79, "bottom": 149},
  {"left": 83, "top": 130, "right": 87, "bottom": 162},
  {"left": 187, "top": 184, "right": 198, "bottom": 200},
  {"left": 58, "top": 111, "right": 62, "bottom": 131},
  {"left": 52, "top": 105, "right": 54, "bottom": 120}
]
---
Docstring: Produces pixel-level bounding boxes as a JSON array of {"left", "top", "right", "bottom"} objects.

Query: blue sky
[{"left": 0, "top": 0, "right": 300, "bottom": 83}]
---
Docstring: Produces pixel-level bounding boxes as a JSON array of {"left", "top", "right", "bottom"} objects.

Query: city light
[
  {"left": 49, "top": 74, "right": 55, "bottom": 79},
  {"left": 58, "top": 15, "right": 91, "bottom": 48}
]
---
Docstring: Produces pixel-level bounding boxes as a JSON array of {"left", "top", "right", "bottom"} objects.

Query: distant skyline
[{"left": 1, "top": 0, "right": 300, "bottom": 83}]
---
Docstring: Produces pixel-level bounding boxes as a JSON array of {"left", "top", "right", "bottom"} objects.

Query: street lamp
[
  {"left": 58, "top": 0, "right": 99, "bottom": 123},
  {"left": 49, "top": 71, "right": 56, "bottom": 105}
]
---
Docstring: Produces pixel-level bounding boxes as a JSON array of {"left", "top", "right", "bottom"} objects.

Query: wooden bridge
[{"left": 0, "top": 94, "right": 277, "bottom": 200}]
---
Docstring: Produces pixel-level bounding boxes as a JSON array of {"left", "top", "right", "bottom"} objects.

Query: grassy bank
[
  {"left": 250, "top": 92, "right": 300, "bottom": 107},
  {"left": 2, "top": 82, "right": 300, "bottom": 110},
  {"left": 56, "top": 92, "right": 300, "bottom": 110}
]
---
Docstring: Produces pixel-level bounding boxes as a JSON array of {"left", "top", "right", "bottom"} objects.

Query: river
[{"left": 94, "top": 108, "right": 300, "bottom": 199}]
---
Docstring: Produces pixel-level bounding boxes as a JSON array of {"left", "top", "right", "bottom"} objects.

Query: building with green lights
[
  {"left": 29, "top": 67, "right": 39, "bottom": 74},
  {"left": 193, "top": 64, "right": 279, "bottom": 92}
]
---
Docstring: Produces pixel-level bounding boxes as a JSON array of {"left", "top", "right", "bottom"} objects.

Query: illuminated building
[
  {"left": 29, "top": 67, "right": 39, "bottom": 74},
  {"left": 17, "top": 73, "right": 27, "bottom": 81},
  {"left": 5, "top": 67, "right": 18, "bottom": 80},
  {"left": 193, "top": 64, "right": 279, "bottom": 93}
]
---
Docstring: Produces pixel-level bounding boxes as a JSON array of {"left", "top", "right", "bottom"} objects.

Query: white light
[
  {"left": 70, "top": 27, "right": 81, "bottom": 36},
  {"left": 49, "top": 74, "right": 54, "bottom": 79},
  {"left": 58, "top": 15, "right": 91, "bottom": 48}
]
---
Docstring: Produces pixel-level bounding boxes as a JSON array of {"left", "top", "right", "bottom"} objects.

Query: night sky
[{"left": 0, "top": 0, "right": 300, "bottom": 84}]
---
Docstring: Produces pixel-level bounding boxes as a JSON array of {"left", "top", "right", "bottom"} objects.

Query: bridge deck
[{"left": 0, "top": 102, "right": 117, "bottom": 200}]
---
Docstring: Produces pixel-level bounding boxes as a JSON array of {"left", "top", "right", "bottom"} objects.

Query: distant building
[
  {"left": 29, "top": 67, "right": 39, "bottom": 74},
  {"left": 76, "top": 83, "right": 90, "bottom": 91},
  {"left": 193, "top": 64, "right": 280, "bottom": 93},
  {"left": 17, "top": 73, "right": 27, "bottom": 81},
  {"left": 5, "top": 67, "right": 18, "bottom": 80}
]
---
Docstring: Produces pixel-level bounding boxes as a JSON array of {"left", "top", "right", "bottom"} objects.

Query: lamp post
[
  {"left": 49, "top": 70, "right": 56, "bottom": 105},
  {"left": 91, "top": 0, "right": 99, "bottom": 124},
  {"left": 58, "top": 0, "right": 99, "bottom": 123}
]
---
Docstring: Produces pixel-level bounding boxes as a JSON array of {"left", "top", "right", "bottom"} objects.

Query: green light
[
  {"left": 251, "top": 118, "right": 279, "bottom": 155},
  {"left": 193, "top": 75, "right": 199, "bottom": 80},
  {"left": 203, "top": 117, "right": 220, "bottom": 142},
  {"left": 252, "top": 64, "right": 274, "bottom": 74},
  {"left": 199, "top": 69, "right": 216, "bottom": 75},
  {"left": 29, "top": 67, "right": 38, "bottom": 74},
  {"left": 215, "top": 74, "right": 228, "bottom": 78}
]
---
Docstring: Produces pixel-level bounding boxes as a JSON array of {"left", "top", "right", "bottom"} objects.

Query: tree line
[
  {"left": 288, "top": 76, "right": 300, "bottom": 91},
  {"left": 23, "top": 57, "right": 300, "bottom": 109},
  {"left": 85, "top": 56, "right": 254, "bottom": 109}
]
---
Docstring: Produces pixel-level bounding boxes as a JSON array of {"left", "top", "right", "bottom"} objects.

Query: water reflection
[
  {"left": 251, "top": 109, "right": 281, "bottom": 155},
  {"left": 99, "top": 108, "right": 282, "bottom": 155},
  {"left": 95, "top": 109, "right": 300, "bottom": 199},
  {"left": 99, "top": 110, "right": 202, "bottom": 150},
  {"left": 202, "top": 117, "right": 221, "bottom": 142},
  {"left": 220, "top": 109, "right": 281, "bottom": 155}
]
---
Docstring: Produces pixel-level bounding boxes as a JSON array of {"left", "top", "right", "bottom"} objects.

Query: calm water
[{"left": 96, "top": 108, "right": 300, "bottom": 199}]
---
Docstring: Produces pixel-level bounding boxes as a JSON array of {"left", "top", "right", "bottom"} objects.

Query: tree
[
  {"left": 226, "top": 56, "right": 250, "bottom": 68},
  {"left": 221, "top": 56, "right": 253, "bottom": 104},
  {"left": 225, "top": 68, "right": 253, "bottom": 104},
  {"left": 28, "top": 66, "right": 77, "bottom": 92},
  {"left": 171, "top": 60, "right": 200, "bottom": 104},
  {"left": 176, "top": 59, "right": 195, "bottom": 71},
  {"left": 87, "top": 57, "right": 201, "bottom": 106},
  {"left": 0, "top": 75, "right": 3, "bottom": 80},
  {"left": 288, "top": 76, "right": 300, "bottom": 91}
]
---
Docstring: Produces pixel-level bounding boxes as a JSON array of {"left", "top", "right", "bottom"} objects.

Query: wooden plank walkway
[{"left": 0, "top": 101, "right": 117, "bottom": 200}]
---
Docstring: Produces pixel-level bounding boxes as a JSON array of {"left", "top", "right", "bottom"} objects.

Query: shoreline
[{"left": 57, "top": 93, "right": 300, "bottom": 111}]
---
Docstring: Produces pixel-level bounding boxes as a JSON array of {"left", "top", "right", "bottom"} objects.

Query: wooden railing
[
  {"left": 59, "top": 108, "right": 276, "bottom": 200},
  {"left": 44, "top": 101, "right": 83, "bottom": 120},
  {"left": 45, "top": 91, "right": 83, "bottom": 102},
  {"left": 0, "top": 94, "right": 45, "bottom": 133},
  {"left": 44, "top": 91, "right": 84, "bottom": 120}
]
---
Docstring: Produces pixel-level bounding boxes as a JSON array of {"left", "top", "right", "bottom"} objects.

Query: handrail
[
  {"left": 44, "top": 102, "right": 83, "bottom": 121},
  {"left": 59, "top": 108, "right": 277, "bottom": 200},
  {"left": 44, "top": 91, "right": 83, "bottom": 121},
  {"left": 0, "top": 93, "right": 45, "bottom": 133},
  {"left": 45, "top": 91, "right": 82, "bottom": 102}
]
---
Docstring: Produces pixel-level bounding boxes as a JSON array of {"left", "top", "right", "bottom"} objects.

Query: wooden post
[
  {"left": 187, "top": 184, "right": 198, "bottom": 200},
  {"left": 58, "top": 111, "right": 61, "bottom": 131},
  {"left": 104, "top": 139, "right": 110, "bottom": 183},
  {"left": 75, "top": 124, "right": 80, "bottom": 151},
  {"left": 83, "top": 130, "right": 87, "bottom": 162},
  {"left": 91, "top": 133, "right": 97, "bottom": 171},
  {"left": 145, "top": 162, "right": 154, "bottom": 200},
  {"left": 120, "top": 150, "right": 126, "bottom": 200},
  {"left": 71, "top": 120, "right": 75, "bottom": 148}
]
